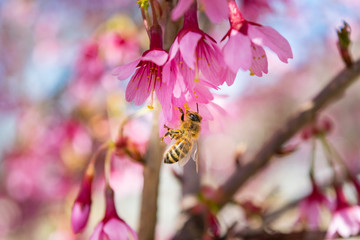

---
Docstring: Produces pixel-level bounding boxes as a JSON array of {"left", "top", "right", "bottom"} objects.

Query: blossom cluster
[
  {"left": 293, "top": 118, "right": 360, "bottom": 239},
  {"left": 114, "top": 0, "right": 292, "bottom": 131}
]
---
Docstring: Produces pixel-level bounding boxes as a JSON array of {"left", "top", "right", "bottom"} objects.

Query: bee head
[{"left": 187, "top": 111, "right": 202, "bottom": 122}]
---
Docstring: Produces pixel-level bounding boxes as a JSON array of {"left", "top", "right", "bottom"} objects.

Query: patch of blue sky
[
  {"left": 219, "top": 0, "right": 360, "bottom": 99},
  {"left": 23, "top": 56, "right": 71, "bottom": 102},
  {"left": 0, "top": 114, "right": 16, "bottom": 159},
  {"left": 265, "top": 0, "right": 360, "bottom": 65}
]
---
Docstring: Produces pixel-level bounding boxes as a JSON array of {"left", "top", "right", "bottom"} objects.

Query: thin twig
[
  {"left": 174, "top": 59, "right": 360, "bottom": 239},
  {"left": 138, "top": 107, "right": 166, "bottom": 240},
  {"left": 137, "top": 1, "right": 181, "bottom": 239},
  {"left": 215, "top": 59, "right": 360, "bottom": 207}
]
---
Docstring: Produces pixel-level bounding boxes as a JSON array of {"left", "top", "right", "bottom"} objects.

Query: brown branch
[
  {"left": 214, "top": 59, "right": 360, "bottom": 207},
  {"left": 138, "top": 108, "right": 166, "bottom": 240},
  {"left": 138, "top": 1, "right": 181, "bottom": 238},
  {"left": 161, "top": 0, "right": 182, "bottom": 51},
  {"left": 235, "top": 229, "right": 326, "bottom": 240},
  {"left": 173, "top": 59, "right": 360, "bottom": 238}
]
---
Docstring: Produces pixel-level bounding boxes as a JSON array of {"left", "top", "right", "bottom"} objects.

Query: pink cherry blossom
[
  {"left": 222, "top": 0, "right": 293, "bottom": 78},
  {"left": 326, "top": 185, "right": 360, "bottom": 239},
  {"left": 74, "top": 40, "right": 105, "bottom": 85},
  {"left": 162, "top": 2, "right": 228, "bottom": 123},
  {"left": 90, "top": 186, "right": 138, "bottom": 240},
  {"left": 113, "top": 25, "right": 171, "bottom": 110},
  {"left": 70, "top": 40, "right": 105, "bottom": 100},
  {"left": 172, "top": 0, "right": 228, "bottom": 24},
  {"left": 100, "top": 31, "right": 140, "bottom": 67},
  {"left": 165, "top": 2, "right": 226, "bottom": 93},
  {"left": 297, "top": 179, "right": 332, "bottom": 230},
  {"left": 71, "top": 167, "right": 93, "bottom": 233}
]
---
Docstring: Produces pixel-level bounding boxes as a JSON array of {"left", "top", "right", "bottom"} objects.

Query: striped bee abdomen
[{"left": 164, "top": 138, "right": 192, "bottom": 164}]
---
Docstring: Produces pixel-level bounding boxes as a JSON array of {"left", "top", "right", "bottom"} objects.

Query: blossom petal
[
  {"left": 112, "top": 59, "right": 140, "bottom": 80},
  {"left": 222, "top": 67, "right": 237, "bottom": 86},
  {"left": 90, "top": 222, "right": 104, "bottom": 240},
  {"left": 190, "top": 82, "right": 214, "bottom": 104},
  {"left": 198, "top": 104, "right": 213, "bottom": 121},
  {"left": 199, "top": 0, "right": 228, "bottom": 23},
  {"left": 248, "top": 25, "right": 293, "bottom": 63},
  {"left": 197, "top": 39, "right": 225, "bottom": 86},
  {"left": 168, "top": 37, "right": 180, "bottom": 61},
  {"left": 125, "top": 67, "right": 151, "bottom": 105},
  {"left": 103, "top": 219, "right": 131, "bottom": 240},
  {"left": 336, "top": 211, "right": 352, "bottom": 238},
  {"left": 71, "top": 202, "right": 90, "bottom": 233},
  {"left": 156, "top": 82, "right": 173, "bottom": 120},
  {"left": 250, "top": 43, "right": 268, "bottom": 77},
  {"left": 179, "top": 31, "right": 202, "bottom": 69},
  {"left": 177, "top": 54, "right": 195, "bottom": 90},
  {"left": 142, "top": 50, "right": 168, "bottom": 66},
  {"left": 222, "top": 31, "right": 252, "bottom": 73},
  {"left": 307, "top": 202, "right": 320, "bottom": 230},
  {"left": 171, "top": 0, "right": 193, "bottom": 20}
]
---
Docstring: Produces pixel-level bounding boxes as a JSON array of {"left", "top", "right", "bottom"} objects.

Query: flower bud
[
  {"left": 90, "top": 186, "right": 138, "bottom": 240},
  {"left": 337, "top": 21, "right": 352, "bottom": 67},
  {"left": 71, "top": 165, "right": 94, "bottom": 233}
]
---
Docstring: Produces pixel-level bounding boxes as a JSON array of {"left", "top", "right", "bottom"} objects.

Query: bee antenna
[{"left": 196, "top": 103, "right": 199, "bottom": 113}]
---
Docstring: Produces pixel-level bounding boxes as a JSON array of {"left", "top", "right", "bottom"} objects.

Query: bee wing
[
  {"left": 192, "top": 141, "right": 199, "bottom": 173},
  {"left": 178, "top": 140, "right": 197, "bottom": 167}
]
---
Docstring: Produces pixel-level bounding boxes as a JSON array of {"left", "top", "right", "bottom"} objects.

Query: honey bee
[{"left": 162, "top": 107, "right": 202, "bottom": 172}]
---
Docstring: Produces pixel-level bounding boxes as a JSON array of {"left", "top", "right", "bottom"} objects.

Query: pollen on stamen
[
  {"left": 184, "top": 103, "right": 190, "bottom": 111},
  {"left": 194, "top": 78, "right": 199, "bottom": 82},
  {"left": 249, "top": 68, "right": 255, "bottom": 76}
]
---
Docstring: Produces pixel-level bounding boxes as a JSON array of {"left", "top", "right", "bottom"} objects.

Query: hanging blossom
[
  {"left": 164, "top": 1, "right": 227, "bottom": 91},
  {"left": 100, "top": 31, "right": 140, "bottom": 67},
  {"left": 74, "top": 41, "right": 105, "bottom": 86},
  {"left": 171, "top": 0, "right": 228, "bottom": 24},
  {"left": 326, "top": 185, "right": 360, "bottom": 239},
  {"left": 90, "top": 186, "right": 138, "bottom": 240},
  {"left": 71, "top": 165, "right": 94, "bottom": 233},
  {"left": 113, "top": 25, "right": 171, "bottom": 110},
  {"left": 221, "top": 0, "right": 293, "bottom": 80},
  {"left": 296, "top": 177, "right": 332, "bottom": 230},
  {"left": 162, "top": 1, "right": 227, "bottom": 123}
]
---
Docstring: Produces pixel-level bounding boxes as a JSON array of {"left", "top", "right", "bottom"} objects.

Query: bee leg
[
  {"left": 178, "top": 108, "right": 184, "bottom": 122},
  {"left": 161, "top": 132, "right": 170, "bottom": 142},
  {"left": 161, "top": 125, "right": 180, "bottom": 141}
]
